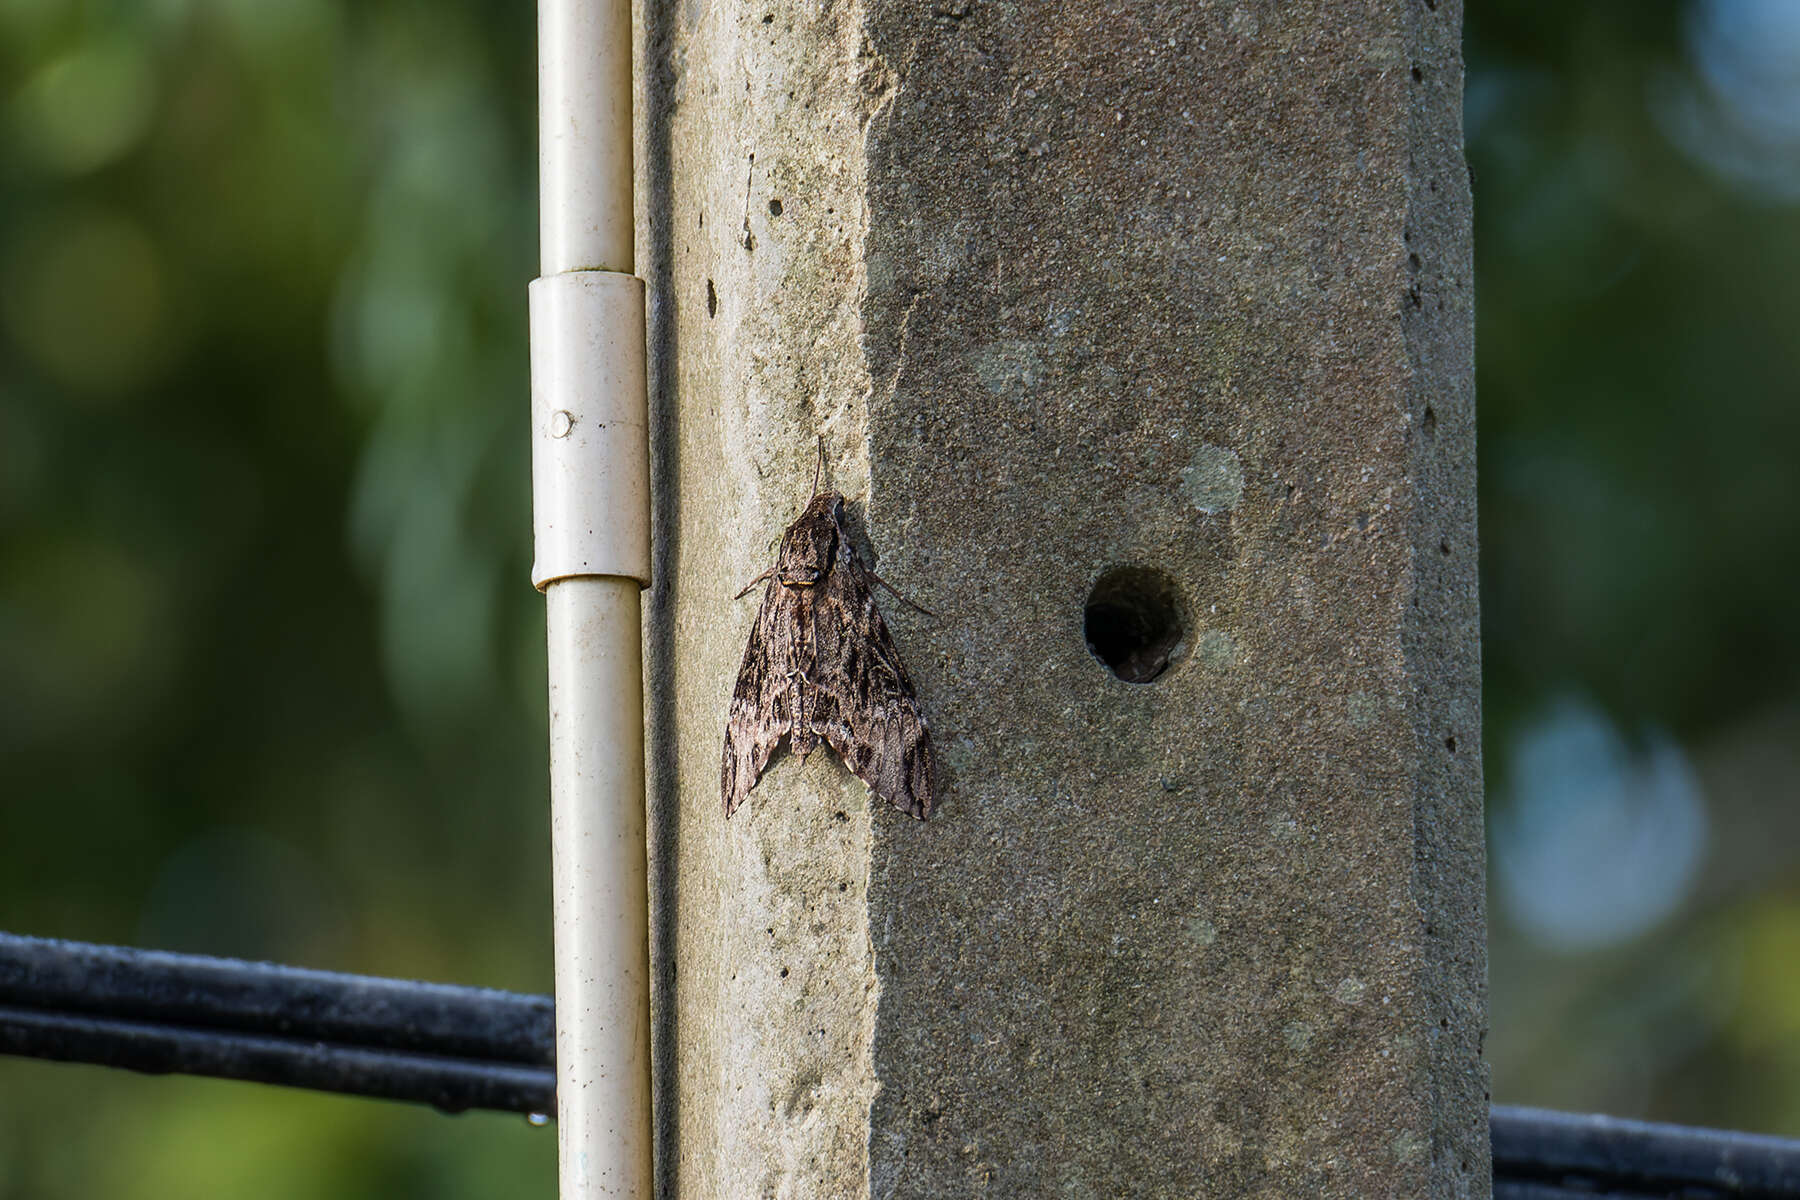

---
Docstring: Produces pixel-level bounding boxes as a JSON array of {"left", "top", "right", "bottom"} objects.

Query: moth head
[{"left": 776, "top": 493, "right": 844, "bottom": 587}]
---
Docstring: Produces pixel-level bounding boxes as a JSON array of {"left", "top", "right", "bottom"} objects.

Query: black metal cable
[
  {"left": 1492, "top": 1103, "right": 1800, "bottom": 1199},
  {"left": 0, "top": 932, "right": 553, "bottom": 1114},
  {"left": 7, "top": 931, "right": 1800, "bottom": 1195},
  {"left": 0, "top": 1005, "right": 553, "bottom": 1114}
]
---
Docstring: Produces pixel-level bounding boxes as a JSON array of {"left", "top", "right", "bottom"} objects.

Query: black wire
[
  {"left": 0, "top": 932, "right": 553, "bottom": 1115},
  {"left": 7, "top": 931, "right": 1800, "bottom": 1197},
  {"left": 1492, "top": 1103, "right": 1800, "bottom": 1198},
  {"left": 0, "top": 1005, "right": 553, "bottom": 1115}
]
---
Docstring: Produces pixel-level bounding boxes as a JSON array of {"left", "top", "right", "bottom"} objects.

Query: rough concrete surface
[{"left": 640, "top": 0, "right": 1486, "bottom": 1196}]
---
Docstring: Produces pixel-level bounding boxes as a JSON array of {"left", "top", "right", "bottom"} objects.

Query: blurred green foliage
[
  {"left": 1471, "top": 0, "right": 1800, "bottom": 754},
  {"left": 1473, "top": 0, "right": 1800, "bottom": 1138},
  {"left": 1, "top": 0, "right": 553, "bottom": 1193},
  {"left": 1, "top": 0, "right": 1798, "bottom": 1193}
]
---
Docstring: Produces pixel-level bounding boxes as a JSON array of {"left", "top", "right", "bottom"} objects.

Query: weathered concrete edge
[{"left": 1402, "top": 0, "right": 1491, "bottom": 1194}]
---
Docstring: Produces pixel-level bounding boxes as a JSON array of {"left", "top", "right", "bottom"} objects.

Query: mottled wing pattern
[
  {"left": 721, "top": 577, "right": 810, "bottom": 817},
  {"left": 808, "top": 540, "right": 934, "bottom": 819},
  {"left": 721, "top": 487, "right": 933, "bottom": 821}
]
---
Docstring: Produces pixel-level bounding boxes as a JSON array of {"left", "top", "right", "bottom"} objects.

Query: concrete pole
[{"left": 640, "top": 0, "right": 1486, "bottom": 1196}]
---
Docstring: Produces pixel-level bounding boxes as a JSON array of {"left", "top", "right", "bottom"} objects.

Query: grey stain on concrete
[
  {"left": 970, "top": 338, "right": 1048, "bottom": 399},
  {"left": 1196, "top": 628, "right": 1240, "bottom": 670},
  {"left": 1181, "top": 443, "right": 1246, "bottom": 514}
]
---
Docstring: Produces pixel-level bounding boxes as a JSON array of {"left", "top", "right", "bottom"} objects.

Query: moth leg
[
  {"left": 733, "top": 568, "right": 776, "bottom": 599},
  {"left": 867, "top": 570, "right": 936, "bottom": 618}
]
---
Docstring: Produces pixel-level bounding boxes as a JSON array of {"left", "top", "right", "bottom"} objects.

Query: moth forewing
[{"left": 721, "top": 484, "right": 934, "bottom": 820}]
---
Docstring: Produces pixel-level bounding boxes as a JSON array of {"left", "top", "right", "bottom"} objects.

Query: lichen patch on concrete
[{"left": 1182, "top": 443, "right": 1247, "bottom": 514}]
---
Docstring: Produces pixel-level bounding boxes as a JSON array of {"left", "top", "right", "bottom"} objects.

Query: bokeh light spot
[
  {"left": 12, "top": 37, "right": 156, "bottom": 174},
  {"left": 2, "top": 207, "right": 171, "bottom": 399},
  {"left": 1495, "top": 698, "right": 1708, "bottom": 951}
]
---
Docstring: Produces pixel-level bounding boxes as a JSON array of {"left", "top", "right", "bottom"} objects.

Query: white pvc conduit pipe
[{"left": 531, "top": 0, "right": 653, "bottom": 1196}]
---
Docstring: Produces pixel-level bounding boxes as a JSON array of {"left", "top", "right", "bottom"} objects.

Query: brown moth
[{"left": 721, "top": 452, "right": 934, "bottom": 820}]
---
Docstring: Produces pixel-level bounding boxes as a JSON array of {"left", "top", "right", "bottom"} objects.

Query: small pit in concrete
[{"left": 1083, "top": 567, "right": 1187, "bottom": 683}]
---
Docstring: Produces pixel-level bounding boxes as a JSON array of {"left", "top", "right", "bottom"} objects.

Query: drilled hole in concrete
[{"left": 1084, "top": 567, "right": 1187, "bottom": 684}]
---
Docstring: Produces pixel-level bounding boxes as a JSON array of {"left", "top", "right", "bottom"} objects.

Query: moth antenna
[
  {"left": 869, "top": 569, "right": 937, "bottom": 618},
  {"left": 733, "top": 567, "right": 775, "bottom": 599},
  {"left": 811, "top": 435, "right": 826, "bottom": 500}
]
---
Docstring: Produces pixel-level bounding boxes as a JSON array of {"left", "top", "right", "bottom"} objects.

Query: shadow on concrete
[{"left": 641, "top": 0, "right": 682, "bottom": 1193}]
